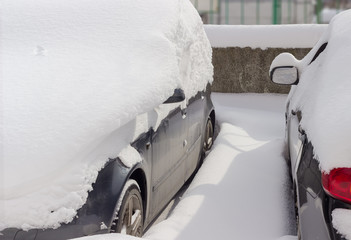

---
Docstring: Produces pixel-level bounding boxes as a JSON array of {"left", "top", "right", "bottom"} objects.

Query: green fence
[{"left": 191, "top": 0, "right": 349, "bottom": 25}]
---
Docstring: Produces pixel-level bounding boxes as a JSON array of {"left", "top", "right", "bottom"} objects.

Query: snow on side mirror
[
  {"left": 269, "top": 53, "right": 300, "bottom": 85},
  {"left": 270, "top": 66, "right": 298, "bottom": 85}
]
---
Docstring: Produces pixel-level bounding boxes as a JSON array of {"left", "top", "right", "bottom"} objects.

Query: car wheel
[
  {"left": 111, "top": 180, "right": 144, "bottom": 237},
  {"left": 203, "top": 118, "right": 214, "bottom": 152}
]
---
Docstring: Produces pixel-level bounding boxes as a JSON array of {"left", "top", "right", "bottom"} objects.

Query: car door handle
[
  {"left": 164, "top": 119, "right": 169, "bottom": 128},
  {"left": 292, "top": 109, "right": 302, "bottom": 121},
  {"left": 298, "top": 125, "right": 306, "bottom": 142},
  {"left": 181, "top": 109, "right": 187, "bottom": 119},
  {"left": 298, "top": 125, "right": 305, "bottom": 134}
]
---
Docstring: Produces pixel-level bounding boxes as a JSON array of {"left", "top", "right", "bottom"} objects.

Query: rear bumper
[{"left": 296, "top": 142, "right": 350, "bottom": 240}]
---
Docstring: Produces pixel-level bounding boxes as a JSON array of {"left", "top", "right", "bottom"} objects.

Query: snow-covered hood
[
  {"left": 289, "top": 9, "right": 351, "bottom": 173},
  {"left": 0, "top": 0, "right": 213, "bottom": 231}
]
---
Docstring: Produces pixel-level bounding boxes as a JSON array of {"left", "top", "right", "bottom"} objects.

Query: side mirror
[
  {"left": 270, "top": 66, "right": 298, "bottom": 85},
  {"left": 163, "top": 89, "right": 185, "bottom": 104},
  {"left": 269, "top": 53, "right": 300, "bottom": 85}
]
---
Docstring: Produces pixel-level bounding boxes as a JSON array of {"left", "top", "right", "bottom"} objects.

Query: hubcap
[
  {"left": 121, "top": 193, "right": 143, "bottom": 236},
  {"left": 204, "top": 120, "right": 214, "bottom": 151}
]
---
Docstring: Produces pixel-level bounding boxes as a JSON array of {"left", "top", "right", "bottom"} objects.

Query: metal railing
[{"left": 190, "top": 0, "right": 351, "bottom": 25}]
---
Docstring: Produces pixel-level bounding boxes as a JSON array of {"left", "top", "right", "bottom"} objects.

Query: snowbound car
[
  {"left": 270, "top": 10, "right": 351, "bottom": 240},
  {"left": 0, "top": 0, "right": 215, "bottom": 239}
]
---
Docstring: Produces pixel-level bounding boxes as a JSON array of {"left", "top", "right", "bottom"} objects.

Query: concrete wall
[{"left": 211, "top": 47, "right": 311, "bottom": 94}]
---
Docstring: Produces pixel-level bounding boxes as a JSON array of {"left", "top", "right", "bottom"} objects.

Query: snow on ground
[
  {"left": 74, "top": 93, "right": 297, "bottom": 240},
  {"left": 73, "top": 234, "right": 140, "bottom": 240},
  {"left": 1, "top": 0, "right": 212, "bottom": 231},
  {"left": 144, "top": 93, "right": 295, "bottom": 240},
  {"left": 204, "top": 24, "right": 327, "bottom": 49}
]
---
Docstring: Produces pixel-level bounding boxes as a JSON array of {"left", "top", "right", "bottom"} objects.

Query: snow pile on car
[
  {"left": 0, "top": 0, "right": 212, "bottom": 231},
  {"left": 289, "top": 10, "right": 351, "bottom": 173},
  {"left": 332, "top": 209, "right": 351, "bottom": 240},
  {"left": 287, "top": 10, "right": 351, "bottom": 239}
]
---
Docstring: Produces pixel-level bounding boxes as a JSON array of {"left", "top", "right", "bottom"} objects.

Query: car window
[{"left": 309, "top": 42, "right": 328, "bottom": 64}]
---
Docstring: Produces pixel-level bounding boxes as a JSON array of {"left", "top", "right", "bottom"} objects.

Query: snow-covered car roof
[
  {"left": 288, "top": 10, "right": 351, "bottom": 173},
  {"left": 0, "top": 0, "right": 213, "bottom": 231}
]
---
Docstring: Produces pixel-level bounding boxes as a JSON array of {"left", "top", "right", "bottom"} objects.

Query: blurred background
[{"left": 190, "top": 0, "right": 351, "bottom": 24}]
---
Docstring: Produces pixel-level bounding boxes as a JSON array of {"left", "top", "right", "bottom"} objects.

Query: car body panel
[
  {"left": 185, "top": 91, "right": 206, "bottom": 180},
  {"left": 150, "top": 104, "right": 188, "bottom": 216},
  {"left": 283, "top": 89, "right": 348, "bottom": 240},
  {"left": 274, "top": 63, "right": 351, "bottom": 240},
  {"left": 295, "top": 141, "right": 351, "bottom": 240}
]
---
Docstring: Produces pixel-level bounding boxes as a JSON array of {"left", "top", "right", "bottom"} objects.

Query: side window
[{"left": 309, "top": 42, "right": 328, "bottom": 64}]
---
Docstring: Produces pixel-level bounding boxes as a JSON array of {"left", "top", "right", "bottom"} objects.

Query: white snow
[
  {"left": 118, "top": 145, "right": 142, "bottom": 169},
  {"left": 276, "top": 236, "right": 298, "bottom": 240},
  {"left": 204, "top": 24, "right": 327, "bottom": 49},
  {"left": 0, "top": 0, "right": 212, "bottom": 231},
  {"left": 74, "top": 234, "right": 140, "bottom": 240},
  {"left": 100, "top": 222, "right": 108, "bottom": 231},
  {"left": 320, "top": 8, "right": 344, "bottom": 23},
  {"left": 72, "top": 93, "right": 296, "bottom": 240},
  {"left": 285, "top": 10, "right": 351, "bottom": 173},
  {"left": 332, "top": 209, "right": 351, "bottom": 240},
  {"left": 3, "top": 0, "right": 349, "bottom": 236},
  {"left": 144, "top": 93, "right": 293, "bottom": 240}
]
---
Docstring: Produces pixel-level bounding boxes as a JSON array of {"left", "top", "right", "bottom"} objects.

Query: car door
[
  {"left": 184, "top": 90, "right": 205, "bottom": 180},
  {"left": 288, "top": 42, "right": 328, "bottom": 181},
  {"left": 150, "top": 103, "right": 188, "bottom": 215}
]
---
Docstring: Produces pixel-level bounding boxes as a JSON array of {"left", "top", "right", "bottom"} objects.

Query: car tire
[
  {"left": 203, "top": 118, "right": 214, "bottom": 152},
  {"left": 111, "top": 180, "right": 144, "bottom": 237}
]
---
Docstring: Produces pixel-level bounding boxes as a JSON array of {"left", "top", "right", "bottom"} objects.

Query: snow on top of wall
[
  {"left": 205, "top": 24, "right": 327, "bottom": 49},
  {"left": 0, "top": 0, "right": 212, "bottom": 231},
  {"left": 288, "top": 9, "right": 351, "bottom": 173}
]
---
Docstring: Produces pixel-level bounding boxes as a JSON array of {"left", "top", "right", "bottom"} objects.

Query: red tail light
[{"left": 322, "top": 168, "right": 351, "bottom": 204}]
